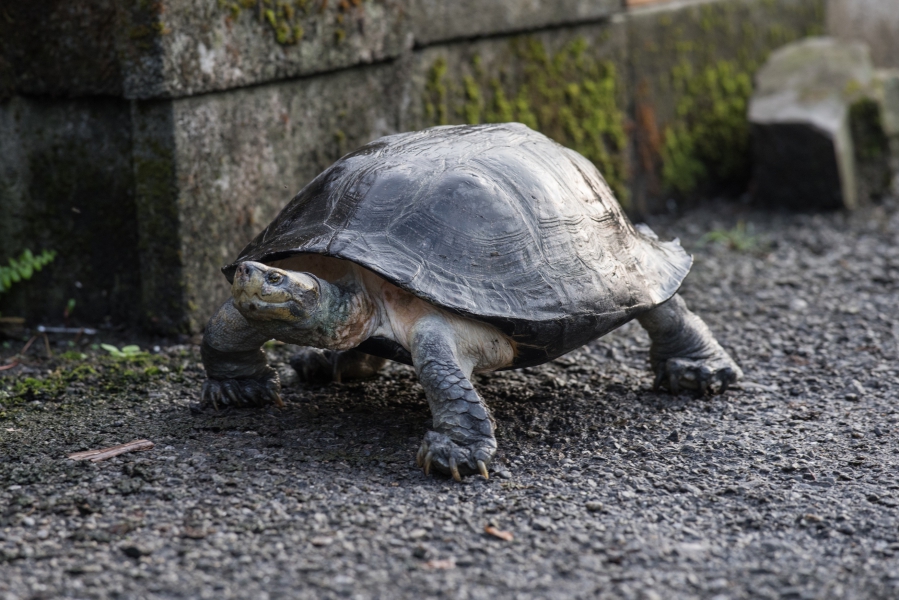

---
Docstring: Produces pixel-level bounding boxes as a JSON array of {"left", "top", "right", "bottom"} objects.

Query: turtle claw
[
  {"left": 449, "top": 456, "right": 462, "bottom": 482},
  {"left": 201, "top": 368, "right": 282, "bottom": 409},
  {"left": 417, "top": 431, "right": 496, "bottom": 482},
  {"left": 416, "top": 442, "right": 429, "bottom": 467},
  {"left": 656, "top": 355, "right": 741, "bottom": 396}
]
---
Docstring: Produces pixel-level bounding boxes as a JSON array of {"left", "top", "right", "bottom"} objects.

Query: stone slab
[
  {"left": 827, "top": 0, "right": 899, "bottom": 70},
  {"left": 0, "top": 97, "right": 140, "bottom": 324},
  {"left": 1, "top": 0, "right": 624, "bottom": 101},
  {"left": 124, "top": 0, "right": 412, "bottom": 100},
  {"left": 748, "top": 37, "right": 894, "bottom": 210}
]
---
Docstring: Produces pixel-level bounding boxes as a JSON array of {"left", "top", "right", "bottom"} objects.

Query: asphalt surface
[{"left": 2, "top": 196, "right": 899, "bottom": 599}]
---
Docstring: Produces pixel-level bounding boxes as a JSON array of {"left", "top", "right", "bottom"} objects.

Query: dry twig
[
  {"left": 484, "top": 524, "right": 514, "bottom": 541},
  {"left": 67, "top": 440, "right": 155, "bottom": 462}
]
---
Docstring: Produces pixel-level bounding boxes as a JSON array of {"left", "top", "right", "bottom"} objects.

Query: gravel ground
[{"left": 2, "top": 196, "right": 899, "bottom": 599}]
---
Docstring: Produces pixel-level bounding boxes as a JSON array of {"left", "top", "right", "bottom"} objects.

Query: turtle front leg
[
  {"left": 200, "top": 299, "right": 282, "bottom": 408},
  {"left": 637, "top": 294, "right": 742, "bottom": 394},
  {"left": 410, "top": 315, "right": 495, "bottom": 482}
]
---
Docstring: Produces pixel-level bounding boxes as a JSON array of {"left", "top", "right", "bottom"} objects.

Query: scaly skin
[
  {"left": 410, "top": 315, "right": 495, "bottom": 481},
  {"left": 637, "top": 294, "right": 742, "bottom": 394}
]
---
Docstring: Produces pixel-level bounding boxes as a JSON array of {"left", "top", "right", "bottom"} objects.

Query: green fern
[{"left": 0, "top": 249, "right": 57, "bottom": 294}]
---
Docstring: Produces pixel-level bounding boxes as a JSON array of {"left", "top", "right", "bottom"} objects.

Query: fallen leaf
[
  {"left": 310, "top": 536, "right": 333, "bottom": 546},
  {"left": 484, "top": 525, "right": 514, "bottom": 541},
  {"left": 182, "top": 526, "right": 214, "bottom": 539},
  {"left": 424, "top": 558, "right": 455, "bottom": 570}
]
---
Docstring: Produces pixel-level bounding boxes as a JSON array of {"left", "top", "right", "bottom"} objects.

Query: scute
[{"left": 225, "top": 123, "right": 691, "bottom": 367}]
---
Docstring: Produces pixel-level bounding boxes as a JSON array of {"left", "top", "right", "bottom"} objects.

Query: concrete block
[
  {"left": 133, "top": 61, "right": 405, "bottom": 331},
  {"left": 748, "top": 37, "right": 892, "bottom": 209},
  {"left": 626, "top": 0, "right": 825, "bottom": 210},
  {"left": 828, "top": 0, "right": 899, "bottom": 69},
  {"left": 0, "top": 97, "right": 140, "bottom": 324},
  {"left": 124, "top": 0, "right": 412, "bottom": 99}
]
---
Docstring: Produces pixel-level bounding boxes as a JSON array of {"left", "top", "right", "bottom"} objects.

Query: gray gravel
[{"left": 3, "top": 197, "right": 899, "bottom": 599}]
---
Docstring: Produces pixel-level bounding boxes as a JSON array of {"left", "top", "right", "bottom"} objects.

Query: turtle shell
[{"left": 224, "top": 123, "right": 691, "bottom": 368}]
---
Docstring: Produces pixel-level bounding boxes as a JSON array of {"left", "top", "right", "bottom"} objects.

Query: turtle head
[{"left": 231, "top": 261, "right": 322, "bottom": 323}]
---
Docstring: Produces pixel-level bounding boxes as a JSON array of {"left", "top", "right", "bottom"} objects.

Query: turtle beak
[{"left": 232, "top": 262, "right": 269, "bottom": 299}]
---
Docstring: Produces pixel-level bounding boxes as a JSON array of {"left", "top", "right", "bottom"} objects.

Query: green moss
[
  {"left": 0, "top": 352, "right": 168, "bottom": 420},
  {"left": 422, "top": 37, "right": 629, "bottom": 203},
  {"left": 424, "top": 58, "right": 449, "bottom": 125},
  {"left": 647, "top": 0, "right": 826, "bottom": 197},
  {"left": 661, "top": 60, "right": 753, "bottom": 194},
  {"left": 849, "top": 99, "right": 889, "bottom": 161},
  {"left": 221, "top": 0, "right": 358, "bottom": 46}
]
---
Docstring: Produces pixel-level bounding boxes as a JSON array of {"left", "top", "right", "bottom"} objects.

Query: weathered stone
[
  {"left": 404, "top": 20, "right": 631, "bottom": 203},
  {"left": 871, "top": 70, "right": 899, "bottom": 137},
  {"left": 123, "top": 0, "right": 411, "bottom": 99},
  {"left": 827, "top": 0, "right": 899, "bottom": 69},
  {"left": 0, "top": 97, "right": 140, "bottom": 324},
  {"left": 0, "top": 0, "right": 411, "bottom": 101},
  {"left": 134, "top": 61, "right": 405, "bottom": 330},
  {"left": 626, "top": 0, "right": 825, "bottom": 212},
  {"left": 748, "top": 37, "right": 891, "bottom": 210},
  {"left": 408, "top": 0, "right": 619, "bottom": 46}
]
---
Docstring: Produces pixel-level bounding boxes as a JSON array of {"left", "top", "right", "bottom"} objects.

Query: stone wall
[{"left": 0, "top": 0, "right": 825, "bottom": 331}]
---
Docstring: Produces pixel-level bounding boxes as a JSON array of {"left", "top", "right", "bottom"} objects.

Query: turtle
[{"left": 200, "top": 123, "right": 742, "bottom": 481}]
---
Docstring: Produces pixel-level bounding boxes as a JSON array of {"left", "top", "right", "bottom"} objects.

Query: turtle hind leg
[
  {"left": 637, "top": 294, "right": 742, "bottom": 395},
  {"left": 290, "top": 348, "right": 387, "bottom": 384},
  {"left": 411, "top": 315, "right": 496, "bottom": 482}
]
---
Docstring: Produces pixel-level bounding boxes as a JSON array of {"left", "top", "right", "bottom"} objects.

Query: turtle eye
[{"left": 266, "top": 272, "right": 282, "bottom": 284}]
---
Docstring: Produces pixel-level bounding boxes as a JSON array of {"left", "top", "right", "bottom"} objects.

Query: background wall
[{"left": 0, "top": 0, "right": 831, "bottom": 331}]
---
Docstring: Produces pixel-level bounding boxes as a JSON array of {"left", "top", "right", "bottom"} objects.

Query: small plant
[
  {"left": 100, "top": 344, "right": 148, "bottom": 360},
  {"left": 0, "top": 249, "right": 57, "bottom": 294},
  {"left": 64, "top": 298, "right": 76, "bottom": 321},
  {"left": 698, "top": 221, "right": 760, "bottom": 252}
]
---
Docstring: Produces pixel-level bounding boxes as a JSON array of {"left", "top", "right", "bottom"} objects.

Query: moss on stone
[
  {"left": 849, "top": 98, "right": 889, "bottom": 161},
  {"left": 661, "top": 60, "right": 753, "bottom": 194},
  {"left": 220, "top": 0, "right": 374, "bottom": 46},
  {"left": 422, "top": 36, "right": 629, "bottom": 203},
  {"left": 637, "top": 0, "right": 827, "bottom": 197}
]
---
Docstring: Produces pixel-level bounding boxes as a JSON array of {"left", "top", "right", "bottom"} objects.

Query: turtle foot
[
  {"left": 289, "top": 348, "right": 335, "bottom": 384},
  {"left": 416, "top": 431, "right": 494, "bottom": 482},
  {"left": 201, "top": 369, "right": 282, "bottom": 409},
  {"left": 290, "top": 348, "right": 387, "bottom": 384},
  {"left": 654, "top": 354, "right": 741, "bottom": 395}
]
